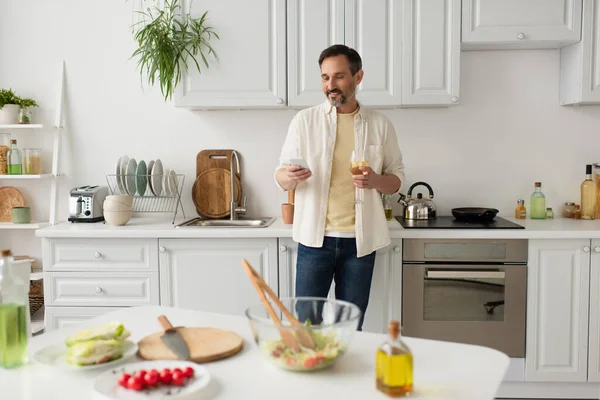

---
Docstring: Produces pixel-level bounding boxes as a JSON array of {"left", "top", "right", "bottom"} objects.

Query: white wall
[{"left": 1, "top": 1, "right": 600, "bottom": 260}]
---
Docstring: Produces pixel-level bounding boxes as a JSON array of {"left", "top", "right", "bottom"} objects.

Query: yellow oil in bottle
[{"left": 376, "top": 321, "right": 413, "bottom": 397}]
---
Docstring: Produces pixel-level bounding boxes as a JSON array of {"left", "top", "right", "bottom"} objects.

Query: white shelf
[
  {"left": 0, "top": 222, "right": 50, "bottom": 230},
  {"left": 0, "top": 174, "right": 53, "bottom": 180},
  {"left": 30, "top": 271, "right": 43, "bottom": 281},
  {"left": 0, "top": 124, "right": 43, "bottom": 130}
]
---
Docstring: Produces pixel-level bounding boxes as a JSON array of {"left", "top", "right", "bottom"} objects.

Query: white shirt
[{"left": 275, "top": 100, "right": 405, "bottom": 257}]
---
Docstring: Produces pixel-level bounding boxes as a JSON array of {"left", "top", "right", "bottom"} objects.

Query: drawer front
[
  {"left": 44, "top": 239, "right": 158, "bottom": 271},
  {"left": 45, "top": 272, "right": 159, "bottom": 307},
  {"left": 45, "top": 306, "right": 121, "bottom": 333}
]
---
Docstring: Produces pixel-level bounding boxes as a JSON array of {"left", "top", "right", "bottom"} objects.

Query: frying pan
[{"left": 451, "top": 207, "right": 499, "bottom": 222}]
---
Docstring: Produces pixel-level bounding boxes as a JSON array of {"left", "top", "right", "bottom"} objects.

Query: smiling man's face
[{"left": 320, "top": 55, "right": 363, "bottom": 107}]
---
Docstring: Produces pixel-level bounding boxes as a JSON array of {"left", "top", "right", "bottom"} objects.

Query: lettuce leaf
[
  {"left": 65, "top": 322, "right": 130, "bottom": 347},
  {"left": 64, "top": 339, "right": 125, "bottom": 366}
]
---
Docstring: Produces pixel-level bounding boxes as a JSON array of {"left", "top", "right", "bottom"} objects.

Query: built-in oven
[{"left": 402, "top": 238, "right": 527, "bottom": 357}]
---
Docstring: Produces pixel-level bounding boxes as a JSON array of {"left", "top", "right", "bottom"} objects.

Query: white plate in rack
[
  {"left": 147, "top": 160, "right": 155, "bottom": 196},
  {"left": 168, "top": 170, "right": 179, "bottom": 196},
  {"left": 125, "top": 158, "right": 138, "bottom": 196},
  {"left": 162, "top": 169, "right": 171, "bottom": 196},
  {"left": 94, "top": 360, "right": 211, "bottom": 399},
  {"left": 151, "top": 159, "right": 163, "bottom": 196}
]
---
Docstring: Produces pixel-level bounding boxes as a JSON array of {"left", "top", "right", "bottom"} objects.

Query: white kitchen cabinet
[
  {"left": 401, "top": 0, "right": 461, "bottom": 106},
  {"left": 526, "top": 239, "right": 590, "bottom": 382},
  {"left": 159, "top": 238, "right": 278, "bottom": 317},
  {"left": 560, "top": 0, "right": 600, "bottom": 105},
  {"left": 278, "top": 238, "right": 402, "bottom": 334},
  {"left": 45, "top": 306, "right": 121, "bottom": 332},
  {"left": 287, "top": 0, "right": 345, "bottom": 108},
  {"left": 587, "top": 240, "right": 600, "bottom": 381},
  {"left": 174, "top": 0, "right": 287, "bottom": 109},
  {"left": 462, "top": 0, "right": 583, "bottom": 50}
]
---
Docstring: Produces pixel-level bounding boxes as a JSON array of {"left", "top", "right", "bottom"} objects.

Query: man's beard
[{"left": 325, "top": 86, "right": 355, "bottom": 107}]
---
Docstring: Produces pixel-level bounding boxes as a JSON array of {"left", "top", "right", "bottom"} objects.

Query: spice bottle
[
  {"left": 376, "top": 321, "right": 413, "bottom": 397},
  {"left": 515, "top": 199, "right": 526, "bottom": 219},
  {"left": 546, "top": 207, "right": 554, "bottom": 219}
]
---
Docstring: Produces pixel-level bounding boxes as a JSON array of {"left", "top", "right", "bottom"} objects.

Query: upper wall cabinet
[
  {"left": 287, "top": 0, "right": 345, "bottom": 108},
  {"left": 560, "top": 0, "right": 600, "bottom": 105},
  {"left": 174, "top": 0, "right": 287, "bottom": 109},
  {"left": 401, "top": 0, "right": 461, "bottom": 106},
  {"left": 462, "top": 0, "right": 583, "bottom": 50}
]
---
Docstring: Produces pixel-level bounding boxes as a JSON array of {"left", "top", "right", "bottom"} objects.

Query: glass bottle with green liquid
[
  {"left": 0, "top": 249, "right": 29, "bottom": 368},
  {"left": 530, "top": 182, "right": 547, "bottom": 219},
  {"left": 7, "top": 139, "right": 22, "bottom": 175}
]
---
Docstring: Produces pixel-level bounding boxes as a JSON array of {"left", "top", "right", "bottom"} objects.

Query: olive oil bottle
[
  {"left": 376, "top": 321, "right": 413, "bottom": 397},
  {"left": 0, "top": 249, "right": 29, "bottom": 368}
]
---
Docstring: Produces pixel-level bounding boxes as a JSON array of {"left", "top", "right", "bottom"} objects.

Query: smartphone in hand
[{"left": 288, "top": 158, "right": 309, "bottom": 170}]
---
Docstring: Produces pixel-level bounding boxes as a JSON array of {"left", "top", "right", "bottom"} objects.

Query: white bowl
[
  {"left": 105, "top": 195, "right": 133, "bottom": 206},
  {"left": 103, "top": 200, "right": 132, "bottom": 212},
  {"left": 104, "top": 210, "right": 132, "bottom": 226}
]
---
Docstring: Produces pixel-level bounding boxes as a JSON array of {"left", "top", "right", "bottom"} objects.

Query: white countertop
[
  {"left": 2, "top": 306, "right": 509, "bottom": 399},
  {"left": 35, "top": 216, "right": 600, "bottom": 239}
]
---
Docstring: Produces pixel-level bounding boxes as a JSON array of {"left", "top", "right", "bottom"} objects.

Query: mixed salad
[
  {"left": 64, "top": 322, "right": 131, "bottom": 366},
  {"left": 260, "top": 321, "right": 346, "bottom": 371}
]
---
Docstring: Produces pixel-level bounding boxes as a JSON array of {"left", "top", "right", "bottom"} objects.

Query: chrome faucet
[{"left": 230, "top": 150, "right": 247, "bottom": 220}]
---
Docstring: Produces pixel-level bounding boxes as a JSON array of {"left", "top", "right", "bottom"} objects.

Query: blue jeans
[{"left": 295, "top": 237, "right": 376, "bottom": 331}]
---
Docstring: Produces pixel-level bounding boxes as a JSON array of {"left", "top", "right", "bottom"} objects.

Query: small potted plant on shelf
[
  {"left": 130, "top": 0, "right": 219, "bottom": 101},
  {"left": 0, "top": 89, "right": 21, "bottom": 124},
  {"left": 17, "top": 97, "right": 39, "bottom": 124}
]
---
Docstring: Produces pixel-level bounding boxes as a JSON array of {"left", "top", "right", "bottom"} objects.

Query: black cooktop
[{"left": 395, "top": 216, "right": 525, "bottom": 229}]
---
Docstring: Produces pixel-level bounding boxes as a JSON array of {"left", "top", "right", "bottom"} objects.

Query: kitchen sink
[{"left": 175, "top": 216, "right": 276, "bottom": 228}]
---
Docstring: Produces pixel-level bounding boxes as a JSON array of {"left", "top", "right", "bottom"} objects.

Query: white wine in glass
[{"left": 350, "top": 151, "right": 368, "bottom": 204}]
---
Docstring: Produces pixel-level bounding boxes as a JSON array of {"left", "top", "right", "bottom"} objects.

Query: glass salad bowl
[{"left": 245, "top": 297, "right": 361, "bottom": 372}]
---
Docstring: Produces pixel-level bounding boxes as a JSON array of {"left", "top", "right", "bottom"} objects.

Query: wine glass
[{"left": 350, "top": 151, "right": 369, "bottom": 204}]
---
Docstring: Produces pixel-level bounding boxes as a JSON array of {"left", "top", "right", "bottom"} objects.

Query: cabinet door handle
[
  {"left": 94, "top": 251, "right": 101, "bottom": 259},
  {"left": 276, "top": 98, "right": 284, "bottom": 105},
  {"left": 394, "top": 246, "right": 401, "bottom": 253},
  {"left": 595, "top": 246, "right": 600, "bottom": 253},
  {"left": 280, "top": 245, "right": 288, "bottom": 252},
  {"left": 451, "top": 96, "right": 459, "bottom": 103},
  {"left": 517, "top": 32, "right": 525, "bottom": 40},
  {"left": 584, "top": 246, "right": 591, "bottom": 253},
  {"left": 95, "top": 286, "right": 103, "bottom": 294},
  {"left": 159, "top": 246, "right": 166, "bottom": 253}
]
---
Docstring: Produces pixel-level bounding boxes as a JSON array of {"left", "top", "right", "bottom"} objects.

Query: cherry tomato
[
  {"left": 172, "top": 367, "right": 183, "bottom": 375},
  {"left": 171, "top": 371, "right": 185, "bottom": 386},
  {"left": 183, "top": 366, "right": 194, "bottom": 378},
  {"left": 148, "top": 369, "right": 160, "bottom": 377},
  {"left": 118, "top": 373, "right": 131, "bottom": 388},
  {"left": 134, "top": 369, "right": 147, "bottom": 380},
  {"left": 127, "top": 376, "right": 144, "bottom": 391},
  {"left": 159, "top": 369, "right": 172, "bottom": 385},
  {"left": 303, "top": 357, "right": 318, "bottom": 369},
  {"left": 143, "top": 372, "right": 159, "bottom": 387}
]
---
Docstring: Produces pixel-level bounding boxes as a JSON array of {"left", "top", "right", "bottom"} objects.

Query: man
[{"left": 274, "top": 44, "right": 405, "bottom": 330}]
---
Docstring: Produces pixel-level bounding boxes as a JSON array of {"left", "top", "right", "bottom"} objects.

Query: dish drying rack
[{"left": 105, "top": 174, "right": 186, "bottom": 224}]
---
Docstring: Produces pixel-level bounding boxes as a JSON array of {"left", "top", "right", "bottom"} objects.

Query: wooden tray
[
  {"left": 137, "top": 326, "right": 243, "bottom": 363},
  {"left": 192, "top": 168, "right": 242, "bottom": 218},
  {"left": 0, "top": 186, "right": 25, "bottom": 222}
]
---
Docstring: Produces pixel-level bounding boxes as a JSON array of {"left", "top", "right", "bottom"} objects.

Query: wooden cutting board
[
  {"left": 137, "top": 327, "right": 244, "bottom": 363},
  {"left": 0, "top": 187, "right": 24, "bottom": 222},
  {"left": 192, "top": 168, "right": 242, "bottom": 218},
  {"left": 196, "top": 150, "right": 238, "bottom": 177}
]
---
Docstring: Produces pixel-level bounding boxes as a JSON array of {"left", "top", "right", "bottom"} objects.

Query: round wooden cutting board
[
  {"left": 192, "top": 168, "right": 242, "bottom": 218},
  {"left": 0, "top": 187, "right": 25, "bottom": 222},
  {"left": 137, "top": 327, "right": 244, "bottom": 363}
]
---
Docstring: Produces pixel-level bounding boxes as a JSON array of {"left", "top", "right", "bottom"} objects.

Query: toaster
[{"left": 68, "top": 185, "right": 109, "bottom": 223}]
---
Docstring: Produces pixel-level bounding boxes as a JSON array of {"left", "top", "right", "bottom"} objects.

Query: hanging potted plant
[
  {"left": 0, "top": 89, "right": 22, "bottom": 124},
  {"left": 130, "top": 0, "right": 219, "bottom": 101}
]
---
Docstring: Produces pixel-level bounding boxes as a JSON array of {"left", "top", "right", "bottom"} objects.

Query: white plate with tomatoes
[{"left": 94, "top": 360, "right": 211, "bottom": 399}]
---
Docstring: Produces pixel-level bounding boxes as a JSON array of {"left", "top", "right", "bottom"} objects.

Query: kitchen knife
[{"left": 158, "top": 315, "right": 190, "bottom": 361}]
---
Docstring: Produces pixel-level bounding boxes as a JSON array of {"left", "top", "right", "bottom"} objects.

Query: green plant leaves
[
  {"left": 130, "top": 0, "right": 219, "bottom": 101},
  {"left": 0, "top": 89, "right": 38, "bottom": 109}
]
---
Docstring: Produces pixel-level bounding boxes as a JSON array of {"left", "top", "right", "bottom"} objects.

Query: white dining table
[{"left": 0, "top": 306, "right": 509, "bottom": 399}]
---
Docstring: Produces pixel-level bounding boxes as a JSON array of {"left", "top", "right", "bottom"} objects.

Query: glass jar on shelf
[
  {"left": 18, "top": 108, "right": 32, "bottom": 124},
  {"left": 23, "top": 148, "right": 41, "bottom": 175},
  {"left": 0, "top": 133, "right": 10, "bottom": 175},
  {"left": 562, "top": 202, "right": 576, "bottom": 219}
]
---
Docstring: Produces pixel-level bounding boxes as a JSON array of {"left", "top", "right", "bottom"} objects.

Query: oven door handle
[{"left": 425, "top": 269, "right": 505, "bottom": 279}]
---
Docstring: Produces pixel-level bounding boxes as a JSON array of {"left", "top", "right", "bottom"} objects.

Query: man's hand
[
  {"left": 353, "top": 166, "right": 400, "bottom": 194},
  {"left": 276, "top": 164, "right": 312, "bottom": 191}
]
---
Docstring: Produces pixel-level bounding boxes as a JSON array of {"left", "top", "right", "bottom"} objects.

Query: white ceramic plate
[
  {"left": 151, "top": 159, "right": 163, "bottom": 196},
  {"left": 162, "top": 169, "right": 171, "bottom": 196},
  {"left": 119, "top": 156, "right": 130, "bottom": 194},
  {"left": 33, "top": 340, "right": 137, "bottom": 372},
  {"left": 94, "top": 360, "right": 211, "bottom": 399},
  {"left": 125, "top": 158, "right": 138, "bottom": 196},
  {"left": 115, "top": 156, "right": 125, "bottom": 194},
  {"left": 168, "top": 170, "right": 178, "bottom": 196},
  {"left": 147, "top": 160, "right": 155, "bottom": 196}
]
